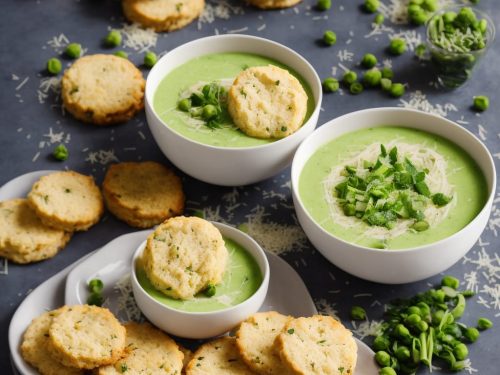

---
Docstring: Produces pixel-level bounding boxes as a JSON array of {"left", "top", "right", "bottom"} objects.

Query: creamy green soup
[
  {"left": 299, "top": 127, "right": 488, "bottom": 249},
  {"left": 153, "top": 52, "right": 315, "bottom": 148},
  {"left": 137, "top": 238, "right": 262, "bottom": 312}
]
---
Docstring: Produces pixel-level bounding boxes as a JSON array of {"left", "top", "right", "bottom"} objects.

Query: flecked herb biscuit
[
  {"left": 96, "top": 322, "right": 184, "bottom": 374},
  {"left": 0, "top": 199, "right": 71, "bottom": 264},
  {"left": 247, "top": 0, "right": 302, "bottom": 9},
  {"left": 276, "top": 315, "right": 357, "bottom": 375},
  {"left": 103, "top": 161, "right": 184, "bottom": 228},
  {"left": 28, "top": 171, "right": 104, "bottom": 232},
  {"left": 236, "top": 311, "right": 293, "bottom": 374},
  {"left": 47, "top": 305, "right": 126, "bottom": 369},
  {"left": 61, "top": 54, "right": 145, "bottom": 125},
  {"left": 21, "top": 308, "right": 84, "bottom": 375},
  {"left": 142, "top": 216, "right": 228, "bottom": 299},
  {"left": 186, "top": 337, "right": 257, "bottom": 375},
  {"left": 228, "top": 65, "right": 308, "bottom": 139},
  {"left": 179, "top": 345, "right": 194, "bottom": 374},
  {"left": 122, "top": 0, "right": 205, "bottom": 32}
]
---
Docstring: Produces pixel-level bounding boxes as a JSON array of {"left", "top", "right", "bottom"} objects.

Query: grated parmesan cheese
[
  {"left": 198, "top": 0, "right": 244, "bottom": 29},
  {"left": 114, "top": 275, "right": 143, "bottom": 322},
  {"left": 113, "top": 23, "right": 158, "bottom": 53},
  {"left": 351, "top": 319, "right": 384, "bottom": 340},
  {"left": 399, "top": 90, "right": 458, "bottom": 117},
  {"left": 85, "top": 149, "right": 119, "bottom": 165},
  {"left": 315, "top": 298, "right": 339, "bottom": 320}
]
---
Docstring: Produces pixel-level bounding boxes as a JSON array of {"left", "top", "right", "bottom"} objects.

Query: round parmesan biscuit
[
  {"left": 236, "top": 311, "right": 293, "bottom": 374},
  {"left": 61, "top": 54, "right": 145, "bottom": 125},
  {"left": 186, "top": 337, "right": 257, "bottom": 375},
  {"left": 103, "top": 161, "right": 184, "bottom": 228},
  {"left": 47, "top": 305, "right": 126, "bottom": 369},
  {"left": 227, "top": 65, "right": 308, "bottom": 139},
  {"left": 21, "top": 308, "right": 84, "bottom": 375},
  {"left": 122, "top": 0, "right": 205, "bottom": 32},
  {"left": 179, "top": 345, "right": 194, "bottom": 374},
  {"left": 142, "top": 216, "right": 228, "bottom": 300},
  {"left": 276, "top": 315, "right": 357, "bottom": 375},
  {"left": 27, "top": 171, "right": 104, "bottom": 232},
  {"left": 96, "top": 322, "right": 184, "bottom": 375},
  {"left": 248, "top": 0, "right": 302, "bottom": 9},
  {"left": 0, "top": 199, "right": 71, "bottom": 264}
]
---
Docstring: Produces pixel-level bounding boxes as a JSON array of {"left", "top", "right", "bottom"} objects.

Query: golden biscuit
[{"left": 248, "top": 0, "right": 302, "bottom": 9}]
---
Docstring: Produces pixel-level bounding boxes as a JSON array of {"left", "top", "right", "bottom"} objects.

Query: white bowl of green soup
[
  {"left": 145, "top": 34, "right": 321, "bottom": 186},
  {"left": 131, "top": 221, "right": 270, "bottom": 339},
  {"left": 291, "top": 108, "right": 495, "bottom": 284}
]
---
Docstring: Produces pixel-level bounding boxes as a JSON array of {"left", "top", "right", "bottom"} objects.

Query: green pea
[
  {"left": 432, "top": 309, "right": 445, "bottom": 325},
  {"left": 114, "top": 51, "right": 129, "bottom": 59},
  {"left": 464, "top": 327, "right": 480, "bottom": 342},
  {"left": 47, "top": 58, "right": 62, "bottom": 75},
  {"left": 323, "top": 30, "right": 337, "bottom": 46},
  {"left": 88, "top": 278, "right": 104, "bottom": 294},
  {"left": 462, "top": 290, "right": 475, "bottom": 298},
  {"left": 202, "top": 104, "right": 218, "bottom": 120},
  {"left": 389, "top": 83, "right": 405, "bottom": 97},
  {"left": 380, "top": 78, "right": 392, "bottom": 92},
  {"left": 380, "top": 67, "right": 393, "bottom": 79},
  {"left": 395, "top": 346, "right": 411, "bottom": 361},
  {"left": 477, "top": 317, "right": 493, "bottom": 330},
  {"left": 364, "top": 0, "right": 380, "bottom": 13},
  {"left": 478, "top": 19, "right": 488, "bottom": 34},
  {"left": 343, "top": 203, "right": 356, "bottom": 216},
  {"left": 388, "top": 38, "right": 407, "bottom": 55},
  {"left": 375, "top": 351, "right": 391, "bottom": 367},
  {"left": 144, "top": 51, "right": 158, "bottom": 68},
  {"left": 374, "top": 13, "right": 384, "bottom": 25},
  {"left": 373, "top": 336, "right": 390, "bottom": 351},
  {"left": 87, "top": 293, "right": 104, "bottom": 306},
  {"left": 441, "top": 275, "right": 460, "bottom": 289},
  {"left": 405, "top": 313, "right": 421, "bottom": 326},
  {"left": 322, "top": 77, "right": 339, "bottom": 92},
  {"left": 104, "top": 30, "right": 122, "bottom": 47},
  {"left": 432, "top": 193, "right": 452, "bottom": 207},
  {"left": 316, "top": 0, "right": 331, "bottom": 11},
  {"left": 178, "top": 98, "right": 192, "bottom": 112},
  {"left": 415, "top": 320, "right": 428, "bottom": 332},
  {"left": 361, "top": 53, "right": 377, "bottom": 68},
  {"left": 350, "top": 82, "right": 364, "bottom": 95},
  {"left": 407, "top": 306, "right": 421, "bottom": 316},
  {"left": 350, "top": 306, "right": 367, "bottom": 320},
  {"left": 379, "top": 367, "right": 396, "bottom": 375},
  {"left": 411, "top": 220, "right": 429, "bottom": 231},
  {"left": 415, "top": 43, "right": 426, "bottom": 59},
  {"left": 395, "top": 323, "right": 410, "bottom": 338},
  {"left": 422, "top": 0, "right": 437, "bottom": 11},
  {"left": 453, "top": 343, "right": 468, "bottom": 360},
  {"left": 363, "top": 68, "right": 382, "bottom": 87},
  {"left": 408, "top": 7, "right": 428, "bottom": 25},
  {"left": 343, "top": 70, "right": 357, "bottom": 85},
  {"left": 52, "top": 144, "right": 69, "bottom": 161},
  {"left": 65, "top": 43, "right": 82, "bottom": 59},
  {"left": 204, "top": 283, "right": 216, "bottom": 297},
  {"left": 473, "top": 95, "right": 489, "bottom": 111},
  {"left": 443, "top": 11, "right": 457, "bottom": 24}
]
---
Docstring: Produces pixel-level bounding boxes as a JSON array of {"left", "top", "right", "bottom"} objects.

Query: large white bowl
[
  {"left": 291, "top": 108, "right": 496, "bottom": 284},
  {"left": 145, "top": 34, "right": 322, "bottom": 186},
  {"left": 131, "top": 222, "right": 270, "bottom": 339}
]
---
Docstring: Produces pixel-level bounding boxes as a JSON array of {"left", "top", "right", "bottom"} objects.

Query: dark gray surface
[{"left": 1, "top": 0, "right": 499, "bottom": 373}]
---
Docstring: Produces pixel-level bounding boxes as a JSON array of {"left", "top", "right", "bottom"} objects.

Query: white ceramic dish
[
  {"left": 145, "top": 34, "right": 322, "bottom": 186},
  {"left": 131, "top": 222, "right": 270, "bottom": 339},
  {"left": 291, "top": 107, "right": 496, "bottom": 284},
  {"left": 5, "top": 171, "right": 377, "bottom": 374}
]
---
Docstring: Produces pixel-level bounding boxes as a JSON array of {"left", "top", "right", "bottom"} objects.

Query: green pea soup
[
  {"left": 299, "top": 127, "right": 488, "bottom": 249},
  {"left": 136, "top": 237, "right": 263, "bottom": 312},
  {"left": 153, "top": 52, "right": 315, "bottom": 147}
]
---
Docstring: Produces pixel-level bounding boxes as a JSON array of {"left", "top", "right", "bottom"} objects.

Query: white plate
[{"left": 5, "top": 171, "right": 377, "bottom": 374}]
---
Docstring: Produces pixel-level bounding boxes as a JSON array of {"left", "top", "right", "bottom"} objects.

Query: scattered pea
[
  {"left": 415, "top": 43, "right": 427, "bottom": 59},
  {"left": 374, "top": 351, "right": 391, "bottom": 367},
  {"left": 46, "top": 58, "right": 62, "bottom": 75},
  {"left": 415, "top": 320, "right": 429, "bottom": 332},
  {"left": 477, "top": 317, "right": 493, "bottom": 330},
  {"left": 361, "top": 53, "right": 377, "bottom": 68},
  {"left": 363, "top": 68, "right": 382, "bottom": 87},
  {"left": 464, "top": 327, "right": 480, "bottom": 342},
  {"left": 350, "top": 306, "right": 367, "bottom": 320},
  {"left": 343, "top": 70, "right": 358, "bottom": 85},
  {"left": 388, "top": 38, "right": 407, "bottom": 55},
  {"left": 144, "top": 51, "right": 158, "bottom": 68},
  {"left": 473, "top": 95, "right": 489, "bottom": 111},
  {"left": 52, "top": 144, "right": 69, "bottom": 161},
  {"left": 364, "top": 0, "right": 380, "bottom": 13},
  {"left": 322, "top": 77, "right": 339, "bottom": 92},
  {"left": 395, "top": 323, "right": 410, "bottom": 338},
  {"left": 389, "top": 82, "right": 405, "bottom": 97},
  {"left": 373, "top": 336, "right": 390, "bottom": 351},
  {"left": 408, "top": 5, "right": 428, "bottom": 25},
  {"left": 411, "top": 220, "right": 429, "bottom": 231},
  {"left": 405, "top": 313, "right": 422, "bottom": 326},
  {"left": 395, "top": 346, "right": 411, "bottom": 361},
  {"left": 380, "top": 67, "right": 393, "bottom": 79},
  {"left": 323, "top": 30, "right": 337, "bottom": 46},
  {"left": 202, "top": 104, "right": 217, "bottom": 120},
  {"left": 65, "top": 43, "right": 82, "bottom": 59},
  {"left": 316, "top": 0, "right": 331, "bottom": 11},
  {"left": 380, "top": 78, "right": 392, "bottom": 92},
  {"left": 104, "top": 30, "right": 122, "bottom": 47},
  {"left": 441, "top": 275, "right": 460, "bottom": 289},
  {"left": 379, "top": 367, "right": 396, "bottom": 375},
  {"left": 89, "top": 279, "right": 104, "bottom": 294},
  {"left": 204, "top": 283, "right": 216, "bottom": 297},
  {"left": 350, "top": 82, "right": 364, "bottom": 95},
  {"left": 178, "top": 98, "right": 192, "bottom": 112},
  {"left": 454, "top": 343, "right": 469, "bottom": 361},
  {"left": 374, "top": 13, "right": 384, "bottom": 25},
  {"left": 114, "top": 50, "right": 129, "bottom": 59}
]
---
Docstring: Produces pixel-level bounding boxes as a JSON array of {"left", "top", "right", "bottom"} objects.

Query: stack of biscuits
[{"left": 0, "top": 171, "right": 103, "bottom": 264}]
